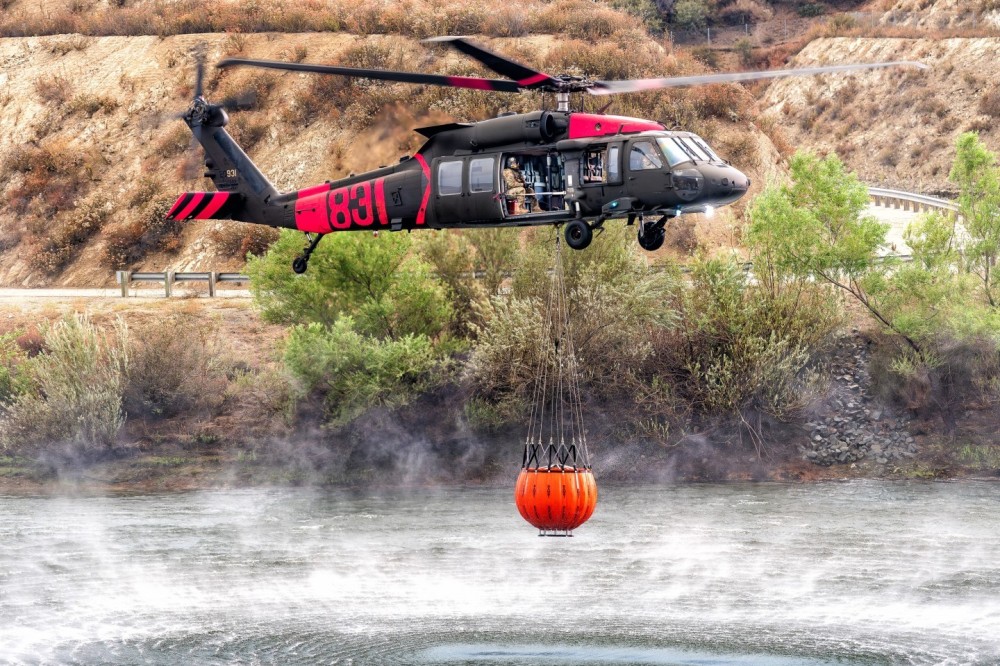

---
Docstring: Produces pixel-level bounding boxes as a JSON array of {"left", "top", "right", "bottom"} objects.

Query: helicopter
[{"left": 167, "top": 37, "right": 925, "bottom": 273}]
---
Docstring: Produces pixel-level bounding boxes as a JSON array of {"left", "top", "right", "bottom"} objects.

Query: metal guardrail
[
  {"left": 868, "top": 187, "right": 960, "bottom": 215},
  {"left": 116, "top": 271, "right": 249, "bottom": 297}
]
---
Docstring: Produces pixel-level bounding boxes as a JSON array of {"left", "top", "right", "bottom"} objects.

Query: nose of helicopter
[{"left": 700, "top": 164, "right": 751, "bottom": 205}]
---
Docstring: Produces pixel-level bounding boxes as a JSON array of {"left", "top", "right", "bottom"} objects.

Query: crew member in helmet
[{"left": 503, "top": 156, "right": 533, "bottom": 213}]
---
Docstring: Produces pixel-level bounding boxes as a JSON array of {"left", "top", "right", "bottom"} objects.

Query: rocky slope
[{"left": 760, "top": 36, "right": 1000, "bottom": 195}]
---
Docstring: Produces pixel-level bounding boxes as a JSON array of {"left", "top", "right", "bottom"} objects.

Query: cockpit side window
[{"left": 629, "top": 141, "right": 663, "bottom": 171}]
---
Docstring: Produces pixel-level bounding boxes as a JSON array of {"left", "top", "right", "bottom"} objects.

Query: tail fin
[{"left": 172, "top": 95, "right": 291, "bottom": 228}]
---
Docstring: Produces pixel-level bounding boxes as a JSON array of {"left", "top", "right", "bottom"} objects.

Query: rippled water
[{"left": 1, "top": 482, "right": 999, "bottom": 665}]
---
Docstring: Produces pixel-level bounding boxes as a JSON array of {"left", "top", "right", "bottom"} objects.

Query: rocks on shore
[{"left": 798, "top": 334, "right": 918, "bottom": 467}]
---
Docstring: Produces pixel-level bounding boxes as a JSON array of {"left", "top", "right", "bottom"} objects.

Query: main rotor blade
[
  {"left": 589, "top": 61, "right": 928, "bottom": 95},
  {"left": 424, "top": 36, "right": 558, "bottom": 89},
  {"left": 193, "top": 43, "right": 206, "bottom": 99},
  {"left": 217, "top": 58, "right": 523, "bottom": 92}
]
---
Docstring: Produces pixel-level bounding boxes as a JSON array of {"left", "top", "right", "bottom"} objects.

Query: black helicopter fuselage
[{"left": 167, "top": 109, "right": 749, "bottom": 243}]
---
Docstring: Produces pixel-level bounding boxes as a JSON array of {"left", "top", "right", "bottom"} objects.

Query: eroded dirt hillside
[{"left": 761, "top": 36, "right": 1000, "bottom": 194}]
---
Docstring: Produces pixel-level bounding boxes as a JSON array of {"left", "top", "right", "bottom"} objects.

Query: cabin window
[
  {"left": 607, "top": 145, "right": 620, "bottom": 183},
  {"left": 583, "top": 148, "right": 605, "bottom": 183},
  {"left": 438, "top": 160, "right": 463, "bottom": 196},
  {"left": 469, "top": 157, "right": 495, "bottom": 193},
  {"left": 629, "top": 141, "right": 662, "bottom": 171},
  {"left": 656, "top": 138, "right": 690, "bottom": 168}
]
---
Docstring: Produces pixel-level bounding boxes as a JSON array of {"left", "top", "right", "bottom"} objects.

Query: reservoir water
[{"left": 1, "top": 481, "right": 998, "bottom": 665}]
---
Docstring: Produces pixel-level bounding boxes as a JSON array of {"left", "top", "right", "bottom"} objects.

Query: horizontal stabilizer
[{"left": 166, "top": 191, "right": 244, "bottom": 221}]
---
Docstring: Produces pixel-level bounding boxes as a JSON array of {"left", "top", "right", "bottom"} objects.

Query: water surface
[{"left": 1, "top": 481, "right": 998, "bottom": 665}]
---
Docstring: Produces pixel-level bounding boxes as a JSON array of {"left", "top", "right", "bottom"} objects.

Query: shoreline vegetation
[
  {"left": 2, "top": 143, "right": 1000, "bottom": 493},
  {"left": 1, "top": 2, "right": 998, "bottom": 491}
]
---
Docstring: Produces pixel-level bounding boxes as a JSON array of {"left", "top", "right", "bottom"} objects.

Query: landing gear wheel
[
  {"left": 638, "top": 228, "right": 665, "bottom": 252},
  {"left": 292, "top": 232, "right": 325, "bottom": 274},
  {"left": 565, "top": 220, "right": 593, "bottom": 250}
]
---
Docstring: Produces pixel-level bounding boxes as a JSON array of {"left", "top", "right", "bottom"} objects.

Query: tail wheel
[
  {"left": 565, "top": 220, "right": 593, "bottom": 250},
  {"left": 638, "top": 227, "right": 665, "bottom": 252},
  {"left": 292, "top": 256, "right": 309, "bottom": 274}
]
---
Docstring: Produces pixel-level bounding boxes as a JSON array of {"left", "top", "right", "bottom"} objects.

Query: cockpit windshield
[
  {"left": 656, "top": 138, "right": 689, "bottom": 168},
  {"left": 689, "top": 136, "right": 723, "bottom": 162},
  {"left": 656, "top": 135, "right": 724, "bottom": 166}
]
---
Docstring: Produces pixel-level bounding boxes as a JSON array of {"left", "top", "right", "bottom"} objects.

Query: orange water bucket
[{"left": 514, "top": 466, "right": 597, "bottom": 534}]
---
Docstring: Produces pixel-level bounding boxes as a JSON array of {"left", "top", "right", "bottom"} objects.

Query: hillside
[{"left": 760, "top": 35, "right": 1000, "bottom": 195}]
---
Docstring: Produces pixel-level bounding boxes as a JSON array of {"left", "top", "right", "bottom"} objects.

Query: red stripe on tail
[
  {"left": 166, "top": 193, "right": 191, "bottom": 219},
  {"left": 194, "top": 192, "right": 231, "bottom": 219},
  {"left": 174, "top": 192, "right": 206, "bottom": 220}
]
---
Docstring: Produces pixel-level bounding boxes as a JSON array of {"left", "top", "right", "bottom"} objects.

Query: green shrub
[
  {"left": 734, "top": 37, "right": 754, "bottom": 67},
  {"left": 0, "top": 316, "right": 128, "bottom": 460},
  {"left": 284, "top": 318, "right": 440, "bottom": 424},
  {"left": 650, "top": 258, "right": 838, "bottom": 423},
  {"left": 247, "top": 230, "right": 452, "bottom": 340},
  {"left": 674, "top": 0, "right": 709, "bottom": 30},
  {"left": 0, "top": 333, "right": 29, "bottom": 406},
  {"left": 797, "top": 3, "right": 826, "bottom": 17},
  {"left": 471, "top": 225, "right": 677, "bottom": 406},
  {"left": 415, "top": 231, "right": 486, "bottom": 339}
]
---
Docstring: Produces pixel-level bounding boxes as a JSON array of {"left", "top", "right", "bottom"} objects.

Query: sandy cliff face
[{"left": 761, "top": 36, "right": 1000, "bottom": 195}]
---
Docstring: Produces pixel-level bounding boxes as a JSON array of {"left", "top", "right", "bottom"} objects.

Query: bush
[
  {"left": 0, "top": 333, "right": 29, "bottom": 406},
  {"left": 103, "top": 196, "right": 182, "bottom": 268},
  {"left": 650, "top": 259, "right": 838, "bottom": 423},
  {"left": 415, "top": 231, "right": 486, "bottom": 339},
  {"left": 247, "top": 230, "right": 452, "bottom": 340},
  {"left": 34, "top": 73, "right": 73, "bottom": 105},
  {"left": 673, "top": 0, "right": 709, "bottom": 30},
  {"left": 797, "top": 3, "right": 826, "bottom": 17},
  {"left": 870, "top": 336, "right": 1000, "bottom": 430},
  {"left": 718, "top": 0, "right": 773, "bottom": 25},
  {"left": 734, "top": 37, "right": 754, "bottom": 67},
  {"left": 978, "top": 87, "right": 1000, "bottom": 117},
  {"left": 3, "top": 139, "right": 96, "bottom": 217},
  {"left": 471, "top": 226, "right": 677, "bottom": 407},
  {"left": 68, "top": 93, "right": 119, "bottom": 117},
  {"left": 123, "top": 315, "right": 227, "bottom": 419},
  {"left": 209, "top": 223, "right": 280, "bottom": 259},
  {"left": 0, "top": 316, "right": 128, "bottom": 461},
  {"left": 284, "top": 318, "right": 440, "bottom": 424},
  {"left": 222, "top": 367, "right": 296, "bottom": 438},
  {"left": 34, "top": 194, "right": 114, "bottom": 274}
]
